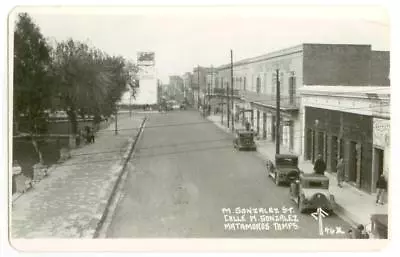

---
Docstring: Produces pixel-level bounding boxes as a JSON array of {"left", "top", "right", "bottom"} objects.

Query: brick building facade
[
  {"left": 300, "top": 86, "right": 390, "bottom": 193},
  {"left": 211, "top": 44, "right": 389, "bottom": 187}
]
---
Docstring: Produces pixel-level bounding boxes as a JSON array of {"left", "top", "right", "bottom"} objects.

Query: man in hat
[{"left": 313, "top": 154, "right": 327, "bottom": 175}]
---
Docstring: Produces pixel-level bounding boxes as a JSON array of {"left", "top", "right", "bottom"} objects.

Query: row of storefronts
[
  {"left": 300, "top": 86, "right": 390, "bottom": 193},
  {"left": 204, "top": 43, "right": 390, "bottom": 194}
]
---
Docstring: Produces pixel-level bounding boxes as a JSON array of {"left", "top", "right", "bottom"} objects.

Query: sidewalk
[
  {"left": 11, "top": 115, "right": 146, "bottom": 238},
  {"left": 207, "top": 114, "right": 388, "bottom": 226}
]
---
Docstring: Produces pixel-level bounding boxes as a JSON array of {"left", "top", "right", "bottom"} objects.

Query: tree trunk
[
  {"left": 67, "top": 108, "right": 78, "bottom": 135},
  {"left": 30, "top": 134, "right": 44, "bottom": 164}
]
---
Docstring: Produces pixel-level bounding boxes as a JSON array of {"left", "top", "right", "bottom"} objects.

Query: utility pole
[
  {"left": 130, "top": 94, "right": 132, "bottom": 118},
  {"left": 275, "top": 69, "right": 280, "bottom": 154},
  {"left": 221, "top": 103, "right": 224, "bottom": 124},
  {"left": 197, "top": 65, "right": 200, "bottom": 110},
  {"left": 226, "top": 79, "right": 230, "bottom": 128},
  {"left": 209, "top": 65, "right": 213, "bottom": 116},
  {"left": 115, "top": 106, "right": 118, "bottom": 135},
  {"left": 230, "top": 49, "right": 234, "bottom": 131}
]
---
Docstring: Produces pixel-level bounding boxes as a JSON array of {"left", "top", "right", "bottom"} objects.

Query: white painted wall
[{"left": 132, "top": 78, "right": 158, "bottom": 105}]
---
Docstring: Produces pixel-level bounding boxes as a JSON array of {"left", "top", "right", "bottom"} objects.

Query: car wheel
[{"left": 299, "top": 197, "right": 306, "bottom": 213}]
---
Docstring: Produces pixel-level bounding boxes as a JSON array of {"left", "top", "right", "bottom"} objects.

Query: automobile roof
[{"left": 236, "top": 129, "right": 254, "bottom": 134}]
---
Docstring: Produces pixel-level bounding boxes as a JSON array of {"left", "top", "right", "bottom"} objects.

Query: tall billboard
[
  {"left": 134, "top": 51, "right": 158, "bottom": 104},
  {"left": 137, "top": 52, "right": 155, "bottom": 66}
]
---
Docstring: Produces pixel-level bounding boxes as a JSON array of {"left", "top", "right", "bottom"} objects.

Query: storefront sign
[{"left": 373, "top": 118, "right": 390, "bottom": 147}]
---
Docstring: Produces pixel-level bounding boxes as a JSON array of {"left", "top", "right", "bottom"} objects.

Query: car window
[
  {"left": 276, "top": 158, "right": 297, "bottom": 166},
  {"left": 303, "top": 180, "right": 328, "bottom": 189},
  {"left": 308, "top": 181, "right": 323, "bottom": 188}
]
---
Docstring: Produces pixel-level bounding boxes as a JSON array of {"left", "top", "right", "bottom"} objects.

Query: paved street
[{"left": 106, "top": 110, "right": 351, "bottom": 238}]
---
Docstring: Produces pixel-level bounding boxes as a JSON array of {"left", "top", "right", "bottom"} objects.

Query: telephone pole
[
  {"left": 197, "top": 65, "right": 200, "bottom": 110},
  {"left": 226, "top": 78, "right": 230, "bottom": 128},
  {"left": 115, "top": 107, "right": 118, "bottom": 135},
  {"left": 209, "top": 65, "right": 213, "bottom": 116},
  {"left": 129, "top": 94, "right": 132, "bottom": 118},
  {"left": 275, "top": 69, "right": 280, "bottom": 154},
  {"left": 230, "top": 49, "right": 234, "bottom": 131}
]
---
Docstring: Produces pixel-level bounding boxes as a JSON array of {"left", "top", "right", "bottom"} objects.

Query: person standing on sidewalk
[
  {"left": 336, "top": 157, "right": 345, "bottom": 187},
  {"left": 314, "top": 154, "right": 326, "bottom": 175},
  {"left": 376, "top": 174, "right": 387, "bottom": 205}
]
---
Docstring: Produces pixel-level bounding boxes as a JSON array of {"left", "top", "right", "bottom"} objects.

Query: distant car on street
[
  {"left": 266, "top": 154, "right": 301, "bottom": 186},
  {"left": 233, "top": 129, "right": 257, "bottom": 151}
]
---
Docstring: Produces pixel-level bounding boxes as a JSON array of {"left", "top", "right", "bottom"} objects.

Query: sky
[{"left": 13, "top": 6, "right": 390, "bottom": 84}]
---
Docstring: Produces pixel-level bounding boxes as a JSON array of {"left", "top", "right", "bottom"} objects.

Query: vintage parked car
[
  {"left": 367, "top": 214, "right": 388, "bottom": 239},
  {"left": 289, "top": 173, "right": 335, "bottom": 213},
  {"left": 233, "top": 129, "right": 257, "bottom": 151},
  {"left": 266, "top": 154, "right": 300, "bottom": 186}
]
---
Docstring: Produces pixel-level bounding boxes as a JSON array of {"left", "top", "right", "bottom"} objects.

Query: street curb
[
  {"left": 92, "top": 117, "right": 147, "bottom": 238},
  {"left": 206, "top": 116, "right": 365, "bottom": 227},
  {"left": 333, "top": 202, "right": 364, "bottom": 228}
]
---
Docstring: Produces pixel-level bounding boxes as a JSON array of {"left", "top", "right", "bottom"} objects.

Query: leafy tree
[
  {"left": 50, "top": 39, "right": 138, "bottom": 134},
  {"left": 50, "top": 39, "right": 108, "bottom": 134},
  {"left": 14, "top": 13, "right": 52, "bottom": 164}
]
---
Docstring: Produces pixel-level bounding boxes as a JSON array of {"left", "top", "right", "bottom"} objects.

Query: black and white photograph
[{"left": 6, "top": 4, "right": 392, "bottom": 252}]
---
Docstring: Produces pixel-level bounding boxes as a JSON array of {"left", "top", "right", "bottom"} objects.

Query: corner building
[{"left": 214, "top": 44, "right": 389, "bottom": 190}]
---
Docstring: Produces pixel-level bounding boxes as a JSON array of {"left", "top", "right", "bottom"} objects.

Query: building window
[
  {"left": 289, "top": 71, "right": 297, "bottom": 104},
  {"left": 264, "top": 73, "right": 268, "bottom": 94},
  {"left": 244, "top": 77, "right": 247, "bottom": 91},
  {"left": 256, "top": 77, "right": 261, "bottom": 94},
  {"left": 272, "top": 73, "right": 276, "bottom": 95},
  {"left": 280, "top": 72, "right": 285, "bottom": 92}
]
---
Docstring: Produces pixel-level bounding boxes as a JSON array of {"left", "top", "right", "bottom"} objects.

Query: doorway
[
  {"left": 315, "top": 131, "right": 324, "bottom": 161},
  {"left": 374, "top": 148, "right": 384, "bottom": 190},
  {"left": 306, "top": 129, "right": 313, "bottom": 160},
  {"left": 375, "top": 148, "right": 384, "bottom": 176},
  {"left": 289, "top": 122, "right": 294, "bottom": 151},
  {"left": 262, "top": 112, "right": 267, "bottom": 139},
  {"left": 330, "top": 136, "right": 338, "bottom": 172},
  {"left": 339, "top": 138, "right": 344, "bottom": 158},
  {"left": 348, "top": 141, "right": 357, "bottom": 183}
]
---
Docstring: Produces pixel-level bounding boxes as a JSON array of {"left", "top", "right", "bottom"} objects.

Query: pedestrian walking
[
  {"left": 336, "top": 157, "right": 345, "bottom": 187},
  {"left": 376, "top": 174, "right": 387, "bottom": 205},
  {"left": 313, "top": 154, "right": 326, "bottom": 175}
]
